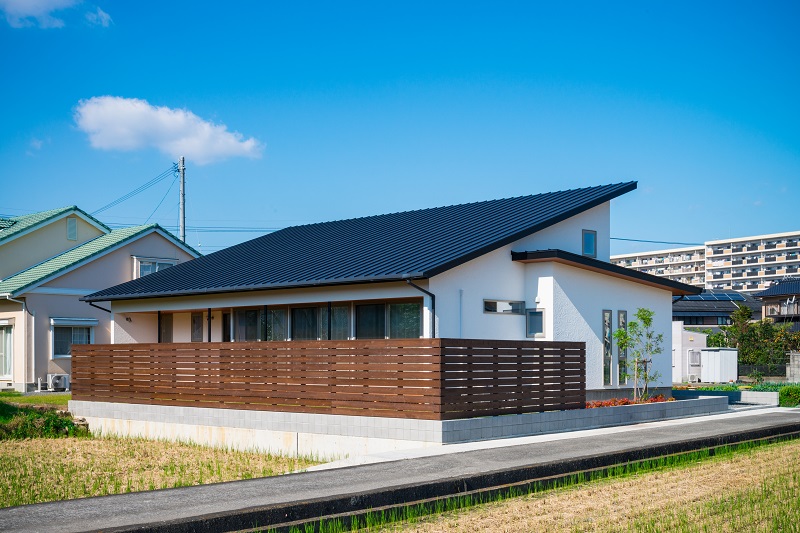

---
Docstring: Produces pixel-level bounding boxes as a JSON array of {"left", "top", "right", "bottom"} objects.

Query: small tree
[{"left": 614, "top": 308, "right": 663, "bottom": 401}]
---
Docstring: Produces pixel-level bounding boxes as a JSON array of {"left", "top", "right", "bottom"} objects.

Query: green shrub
[
  {"left": 779, "top": 386, "right": 800, "bottom": 407},
  {"left": 0, "top": 405, "right": 89, "bottom": 440}
]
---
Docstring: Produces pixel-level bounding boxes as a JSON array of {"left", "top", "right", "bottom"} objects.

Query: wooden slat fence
[{"left": 71, "top": 338, "right": 585, "bottom": 420}]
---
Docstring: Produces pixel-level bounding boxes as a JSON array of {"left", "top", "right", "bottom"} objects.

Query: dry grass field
[
  {"left": 369, "top": 439, "right": 800, "bottom": 533},
  {"left": 0, "top": 436, "right": 319, "bottom": 508}
]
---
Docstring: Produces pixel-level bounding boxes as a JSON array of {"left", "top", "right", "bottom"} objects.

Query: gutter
[{"left": 405, "top": 280, "right": 436, "bottom": 338}]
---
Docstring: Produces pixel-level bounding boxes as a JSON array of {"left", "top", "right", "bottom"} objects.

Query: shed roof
[{"left": 83, "top": 182, "right": 638, "bottom": 302}]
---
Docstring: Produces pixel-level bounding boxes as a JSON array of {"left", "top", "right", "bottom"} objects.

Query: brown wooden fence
[{"left": 71, "top": 338, "right": 585, "bottom": 420}]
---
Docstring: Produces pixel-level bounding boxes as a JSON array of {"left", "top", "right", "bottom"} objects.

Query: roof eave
[
  {"left": 511, "top": 249, "right": 703, "bottom": 296},
  {"left": 81, "top": 272, "right": 429, "bottom": 303}
]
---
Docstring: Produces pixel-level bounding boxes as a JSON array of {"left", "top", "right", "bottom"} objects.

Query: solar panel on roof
[{"left": 685, "top": 293, "right": 746, "bottom": 301}]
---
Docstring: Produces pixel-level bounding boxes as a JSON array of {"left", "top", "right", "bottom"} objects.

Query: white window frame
[
  {"left": 132, "top": 256, "right": 178, "bottom": 279},
  {"left": 66, "top": 216, "right": 77, "bottom": 241},
  {"left": 525, "top": 308, "right": 545, "bottom": 338},
  {"left": 0, "top": 323, "right": 13, "bottom": 379},
  {"left": 582, "top": 229, "right": 597, "bottom": 258},
  {"left": 50, "top": 318, "right": 98, "bottom": 359}
]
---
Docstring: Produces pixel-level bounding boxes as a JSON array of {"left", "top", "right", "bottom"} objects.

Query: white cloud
[
  {"left": 0, "top": 0, "right": 78, "bottom": 28},
  {"left": 74, "top": 96, "right": 264, "bottom": 165},
  {"left": 85, "top": 6, "right": 110, "bottom": 26}
]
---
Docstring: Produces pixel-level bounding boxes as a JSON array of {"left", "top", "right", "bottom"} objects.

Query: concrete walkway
[{"left": 2, "top": 408, "right": 800, "bottom": 533}]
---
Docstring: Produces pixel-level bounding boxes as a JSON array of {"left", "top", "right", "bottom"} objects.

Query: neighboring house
[
  {"left": 612, "top": 230, "right": 800, "bottom": 294},
  {"left": 0, "top": 207, "right": 199, "bottom": 391},
  {"left": 754, "top": 278, "right": 800, "bottom": 332},
  {"left": 672, "top": 290, "right": 762, "bottom": 328},
  {"left": 83, "top": 182, "right": 700, "bottom": 399}
]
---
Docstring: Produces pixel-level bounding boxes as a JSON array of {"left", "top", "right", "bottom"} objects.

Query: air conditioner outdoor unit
[
  {"left": 47, "top": 373, "right": 70, "bottom": 391},
  {"left": 687, "top": 373, "right": 699, "bottom": 383}
]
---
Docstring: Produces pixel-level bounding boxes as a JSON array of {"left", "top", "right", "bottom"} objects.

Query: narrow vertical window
[
  {"left": 617, "top": 310, "right": 627, "bottom": 384},
  {"left": 583, "top": 229, "right": 597, "bottom": 258},
  {"left": 159, "top": 313, "right": 173, "bottom": 343},
  {"left": 66, "top": 217, "right": 77, "bottom": 241},
  {"left": 603, "top": 310, "right": 612, "bottom": 385},
  {"left": 191, "top": 312, "right": 203, "bottom": 342},
  {"left": 0, "top": 326, "right": 12, "bottom": 377}
]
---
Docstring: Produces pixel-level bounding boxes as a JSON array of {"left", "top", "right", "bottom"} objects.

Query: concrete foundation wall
[
  {"left": 70, "top": 397, "right": 728, "bottom": 457},
  {"left": 788, "top": 353, "right": 800, "bottom": 382}
]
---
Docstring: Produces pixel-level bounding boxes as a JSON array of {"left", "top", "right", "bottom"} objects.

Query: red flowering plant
[{"left": 585, "top": 394, "right": 672, "bottom": 409}]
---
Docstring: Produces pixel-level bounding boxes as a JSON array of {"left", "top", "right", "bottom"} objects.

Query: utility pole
[{"left": 178, "top": 156, "right": 186, "bottom": 243}]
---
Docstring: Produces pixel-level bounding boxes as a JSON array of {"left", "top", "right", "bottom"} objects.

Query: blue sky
[{"left": 1, "top": 1, "right": 798, "bottom": 254}]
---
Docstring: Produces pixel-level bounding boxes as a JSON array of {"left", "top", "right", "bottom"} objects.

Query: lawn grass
[
  {"left": 289, "top": 437, "right": 800, "bottom": 533},
  {"left": 0, "top": 393, "right": 321, "bottom": 508},
  {"left": 0, "top": 435, "right": 320, "bottom": 508},
  {"left": 0, "top": 391, "right": 71, "bottom": 408}
]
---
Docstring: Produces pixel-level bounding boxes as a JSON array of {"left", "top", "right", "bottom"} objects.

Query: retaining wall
[{"left": 69, "top": 397, "right": 729, "bottom": 458}]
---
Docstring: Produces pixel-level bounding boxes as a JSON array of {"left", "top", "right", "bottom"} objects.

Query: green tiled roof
[
  {"left": 0, "top": 206, "right": 110, "bottom": 245},
  {"left": 0, "top": 225, "right": 161, "bottom": 297}
]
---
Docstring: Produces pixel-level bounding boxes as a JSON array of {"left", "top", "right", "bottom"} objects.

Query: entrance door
[{"left": 0, "top": 326, "right": 11, "bottom": 378}]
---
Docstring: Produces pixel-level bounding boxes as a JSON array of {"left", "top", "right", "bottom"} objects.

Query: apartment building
[
  {"left": 611, "top": 245, "right": 706, "bottom": 288},
  {"left": 612, "top": 230, "right": 800, "bottom": 293}
]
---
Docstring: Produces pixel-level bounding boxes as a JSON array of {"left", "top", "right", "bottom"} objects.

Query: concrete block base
[{"left": 70, "top": 397, "right": 729, "bottom": 458}]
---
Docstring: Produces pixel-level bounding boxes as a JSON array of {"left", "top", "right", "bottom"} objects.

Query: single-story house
[
  {"left": 672, "top": 289, "right": 761, "bottom": 328},
  {"left": 0, "top": 206, "right": 198, "bottom": 391},
  {"left": 83, "top": 181, "right": 700, "bottom": 400}
]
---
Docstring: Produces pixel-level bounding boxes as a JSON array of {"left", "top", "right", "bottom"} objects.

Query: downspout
[
  {"left": 405, "top": 280, "right": 436, "bottom": 338},
  {"left": 5, "top": 295, "right": 30, "bottom": 391}
]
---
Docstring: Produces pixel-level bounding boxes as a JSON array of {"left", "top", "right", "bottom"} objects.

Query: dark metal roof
[
  {"left": 83, "top": 182, "right": 637, "bottom": 302},
  {"left": 754, "top": 278, "right": 800, "bottom": 298},
  {"left": 510, "top": 249, "right": 702, "bottom": 296},
  {"left": 673, "top": 290, "right": 761, "bottom": 315}
]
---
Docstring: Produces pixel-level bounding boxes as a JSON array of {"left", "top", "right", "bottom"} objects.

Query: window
[
  {"left": 388, "top": 302, "right": 421, "bottom": 338},
  {"left": 191, "top": 312, "right": 203, "bottom": 342},
  {"left": 319, "top": 305, "right": 350, "bottom": 340},
  {"left": 526, "top": 309, "right": 544, "bottom": 338},
  {"left": 617, "top": 311, "right": 627, "bottom": 384},
  {"left": 159, "top": 313, "right": 173, "bottom": 343},
  {"left": 602, "top": 310, "right": 612, "bottom": 386},
  {"left": 355, "top": 302, "right": 422, "bottom": 339},
  {"left": 0, "top": 325, "right": 11, "bottom": 377},
  {"left": 483, "top": 300, "right": 525, "bottom": 314},
  {"left": 66, "top": 217, "right": 77, "bottom": 241},
  {"left": 291, "top": 307, "right": 318, "bottom": 340},
  {"left": 266, "top": 308, "right": 288, "bottom": 341},
  {"left": 235, "top": 309, "right": 263, "bottom": 341},
  {"left": 136, "top": 258, "right": 176, "bottom": 278},
  {"left": 50, "top": 318, "right": 96, "bottom": 358},
  {"left": 582, "top": 230, "right": 597, "bottom": 258},
  {"left": 356, "top": 304, "right": 386, "bottom": 339}
]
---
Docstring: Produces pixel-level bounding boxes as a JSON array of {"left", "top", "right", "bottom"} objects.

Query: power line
[
  {"left": 611, "top": 237, "right": 702, "bottom": 246},
  {"left": 144, "top": 174, "right": 180, "bottom": 224},
  {"left": 91, "top": 165, "right": 177, "bottom": 215}
]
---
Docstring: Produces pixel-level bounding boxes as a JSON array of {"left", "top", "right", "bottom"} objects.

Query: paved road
[{"left": 2, "top": 408, "right": 799, "bottom": 533}]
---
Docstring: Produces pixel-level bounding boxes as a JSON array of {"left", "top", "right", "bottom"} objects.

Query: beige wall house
[{"left": 0, "top": 207, "right": 198, "bottom": 391}]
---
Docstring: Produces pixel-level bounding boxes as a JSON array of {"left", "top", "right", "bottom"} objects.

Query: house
[
  {"left": 0, "top": 206, "right": 198, "bottom": 391},
  {"left": 672, "top": 290, "right": 762, "bottom": 328},
  {"left": 755, "top": 278, "right": 800, "bottom": 332},
  {"left": 83, "top": 182, "right": 700, "bottom": 400}
]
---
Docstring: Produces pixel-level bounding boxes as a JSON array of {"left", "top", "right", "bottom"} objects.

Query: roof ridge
[{"left": 286, "top": 182, "right": 636, "bottom": 231}]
